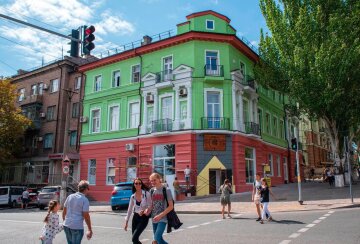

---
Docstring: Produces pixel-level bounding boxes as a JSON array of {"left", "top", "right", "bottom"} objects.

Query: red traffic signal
[{"left": 83, "top": 25, "right": 95, "bottom": 55}]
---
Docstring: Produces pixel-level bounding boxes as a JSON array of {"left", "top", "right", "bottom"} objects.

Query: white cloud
[
  {"left": 211, "top": 0, "right": 219, "bottom": 5},
  {"left": 0, "top": 0, "right": 136, "bottom": 70},
  {"left": 95, "top": 12, "right": 135, "bottom": 35},
  {"left": 251, "top": 40, "right": 259, "bottom": 47}
]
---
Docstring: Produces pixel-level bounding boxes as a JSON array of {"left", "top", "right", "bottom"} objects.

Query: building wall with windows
[
  {"left": 3, "top": 57, "right": 95, "bottom": 186},
  {"left": 79, "top": 10, "right": 302, "bottom": 201}
]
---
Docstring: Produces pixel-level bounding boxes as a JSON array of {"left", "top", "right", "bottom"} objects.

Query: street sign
[{"left": 63, "top": 165, "right": 69, "bottom": 175}]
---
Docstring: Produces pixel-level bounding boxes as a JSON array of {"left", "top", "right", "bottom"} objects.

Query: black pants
[{"left": 132, "top": 213, "right": 149, "bottom": 244}]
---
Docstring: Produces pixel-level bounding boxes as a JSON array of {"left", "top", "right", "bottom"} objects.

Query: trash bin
[{"left": 335, "top": 174, "right": 344, "bottom": 187}]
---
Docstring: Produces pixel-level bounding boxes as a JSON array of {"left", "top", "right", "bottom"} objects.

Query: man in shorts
[
  {"left": 184, "top": 165, "right": 191, "bottom": 190},
  {"left": 21, "top": 188, "right": 30, "bottom": 209}
]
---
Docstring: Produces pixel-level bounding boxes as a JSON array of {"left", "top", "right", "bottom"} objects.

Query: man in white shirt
[
  {"left": 21, "top": 188, "right": 29, "bottom": 209},
  {"left": 184, "top": 165, "right": 191, "bottom": 189}
]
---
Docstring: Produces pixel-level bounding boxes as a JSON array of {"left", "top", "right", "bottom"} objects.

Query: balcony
[
  {"left": 204, "top": 65, "right": 224, "bottom": 77},
  {"left": 244, "top": 122, "right": 261, "bottom": 136},
  {"left": 156, "top": 70, "right": 173, "bottom": 83},
  {"left": 19, "top": 94, "right": 43, "bottom": 106},
  {"left": 201, "top": 117, "right": 230, "bottom": 130},
  {"left": 241, "top": 75, "right": 256, "bottom": 89},
  {"left": 151, "top": 119, "right": 173, "bottom": 133}
]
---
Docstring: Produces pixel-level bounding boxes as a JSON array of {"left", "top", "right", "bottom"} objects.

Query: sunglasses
[{"left": 134, "top": 182, "right": 142, "bottom": 185}]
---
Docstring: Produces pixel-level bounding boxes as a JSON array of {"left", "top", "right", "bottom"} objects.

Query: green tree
[
  {"left": 0, "top": 79, "right": 31, "bottom": 162},
  {"left": 255, "top": 0, "right": 360, "bottom": 160}
]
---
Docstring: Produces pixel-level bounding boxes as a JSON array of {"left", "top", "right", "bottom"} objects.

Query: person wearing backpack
[
  {"left": 148, "top": 173, "right": 173, "bottom": 244},
  {"left": 124, "top": 178, "right": 152, "bottom": 244}
]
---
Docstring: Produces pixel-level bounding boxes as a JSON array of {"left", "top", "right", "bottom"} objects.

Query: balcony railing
[
  {"left": 19, "top": 94, "right": 43, "bottom": 106},
  {"left": 156, "top": 69, "right": 173, "bottom": 83},
  {"left": 151, "top": 118, "right": 173, "bottom": 133},
  {"left": 244, "top": 122, "right": 261, "bottom": 136},
  {"left": 240, "top": 75, "right": 256, "bottom": 89},
  {"left": 201, "top": 117, "right": 230, "bottom": 130},
  {"left": 204, "top": 64, "right": 224, "bottom": 77}
]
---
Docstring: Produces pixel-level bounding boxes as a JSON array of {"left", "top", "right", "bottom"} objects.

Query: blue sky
[{"left": 0, "top": 0, "right": 267, "bottom": 77}]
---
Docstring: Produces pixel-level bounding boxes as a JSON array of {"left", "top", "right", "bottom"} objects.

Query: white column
[
  {"left": 186, "top": 85, "right": 192, "bottom": 128},
  {"left": 232, "top": 82, "right": 238, "bottom": 130},
  {"left": 239, "top": 90, "right": 244, "bottom": 132},
  {"left": 141, "top": 93, "right": 148, "bottom": 134},
  {"left": 153, "top": 90, "right": 158, "bottom": 122},
  {"left": 173, "top": 87, "right": 180, "bottom": 130}
]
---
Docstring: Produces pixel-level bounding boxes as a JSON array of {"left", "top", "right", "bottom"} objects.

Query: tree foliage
[
  {"left": 0, "top": 79, "right": 31, "bottom": 162},
  {"left": 255, "top": 0, "right": 360, "bottom": 155}
]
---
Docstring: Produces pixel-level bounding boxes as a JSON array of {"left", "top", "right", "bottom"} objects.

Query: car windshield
[
  {"left": 41, "top": 188, "right": 58, "bottom": 193},
  {"left": 114, "top": 184, "right": 132, "bottom": 191}
]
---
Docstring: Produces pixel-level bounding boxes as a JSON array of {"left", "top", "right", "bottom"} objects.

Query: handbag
[{"left": 162, "top": 187, "right": 183, "bottom": 233}]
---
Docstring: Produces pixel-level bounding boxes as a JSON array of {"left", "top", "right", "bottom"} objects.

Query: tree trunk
[{"left": 323, "top": 116, "right": 340, "bottom": 166}]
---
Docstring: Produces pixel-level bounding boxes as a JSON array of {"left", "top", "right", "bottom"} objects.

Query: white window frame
[
  {"left": 18, "top": 88, "right": 25, "bottom": 101},
  {"left": 31, "top": 84, "right": 37, "bottom": 96},
  {"left": 204, "top": 88, "right": 223, "bottom": 118},
  {"left": 131, "top": 64, "right": 141, "bottom": 83},
  {"left": 206, "top": 19, "right": 215, "bottom": 30},
  {"left": 159, "top": 93, "right": 174, "bottom": 120},
  {"left": 38, "top": 83, "right": 44, "bottom": 95},
  {"left": 94, "top": 75, "right": 102, "bottom": 92},
  {"left": 88, "top": 159, "right": 96, "bottom": 185},
  {"left": 90, "top": 108, "right": 101, "bottom": 133},
  {"left": 128, "top": 101, "right": 140, "bottom": 129},
  {"left": 108, "top": 104, "right": 120, "bottom": 131},
  {"left": 147, "top": 105, "right": 154, "bottom": 128},
  {"left": 112, "top": 70, "right": 121, "bottom": 88},
  {"left": 106, "top": 158, "right": 116, "bottom": 185},
  {"left": 50, "top": 79, "right": 59, "bottom": 93},
  {"left": 240, "top": 61, "right": 246, "bottom": 77},
  {"left": 268, "top": 154, "right": 274, "bottom": 176},
  {"left": 44, "top": 133, "right": 53, "bottom": 149},
  {"left": 245, "top": 147, "right": 256, "bottom": 184},
  {"left": 75, "top": 77, "right": 81, "bottom": 90},
  {"left": 205, "top": 50, "right": 220, "bottom": 75},
  {"left": 277, "top": 155, "right": 281, "bottom": 176}
]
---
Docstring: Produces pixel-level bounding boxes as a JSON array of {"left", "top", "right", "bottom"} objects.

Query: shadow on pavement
[{"left": 272, "top": 219, "right": 305, "bottom": 224}]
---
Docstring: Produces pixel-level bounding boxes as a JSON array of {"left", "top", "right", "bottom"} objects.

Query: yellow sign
[
  {"left": 264, "top": 165, "right": 270, "bottom": 172},
  {"left": 264, "top": 177, "right": 271, "bottom": 187}
]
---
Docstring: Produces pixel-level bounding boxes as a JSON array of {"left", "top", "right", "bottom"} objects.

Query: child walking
[
  {"left": 40, "top": 200, "right": 63, "bottom": 244},
  {"left": 259, "top": 178, "right": 276, "bottom": 224}
]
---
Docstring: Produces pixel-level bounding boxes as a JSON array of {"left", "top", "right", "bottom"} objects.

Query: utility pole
[{"left": 295, "top": 126, "right": 303, "bottom": 204}]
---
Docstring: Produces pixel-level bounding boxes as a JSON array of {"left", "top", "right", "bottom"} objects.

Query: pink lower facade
[{"left": 80, "top": 132, "right": 303, "bottom": 202}]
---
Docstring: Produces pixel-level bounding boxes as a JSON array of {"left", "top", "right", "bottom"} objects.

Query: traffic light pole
[
  {"left": 0, "top": 14, "right": 81, "bottom": 43},
  {"left": 295, "top": 127, "right": 303, "bottom": 205}
]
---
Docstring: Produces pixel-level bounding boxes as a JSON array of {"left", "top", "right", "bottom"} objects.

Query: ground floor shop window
[
  {"left": 88, "top": 159, "right": 96, "bottom": 185},
  {"left": 245, "top": 147, "right": 255, "bottom": 183},
  {"left": 153, "top": 144, "right": 175, "bottom": 177},
  {"left": 106, "top": 158, "right": 116, "bottom": 185}
]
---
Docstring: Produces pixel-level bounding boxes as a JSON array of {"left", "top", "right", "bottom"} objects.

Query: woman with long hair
[
  {"left": 124, "top": 178, "right": 152, "bottom": 244},
  {"left": 219, "top": 179, "right": 232, "bottom": 219},
  {"left": 259, "top": 178, "right": 276, "bottom": 224}
]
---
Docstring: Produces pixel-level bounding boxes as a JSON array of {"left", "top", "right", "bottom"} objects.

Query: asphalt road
[{"left": 0, "top": 207, "right": 359, "bottom": 244}]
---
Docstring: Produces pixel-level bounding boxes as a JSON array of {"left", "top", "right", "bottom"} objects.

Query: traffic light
[
  {"left": 83, "top": 25, "right": 95, "bottom": 55},
  {"left": 68, "top": 29, "right": 79, "bottom": 57},
  {"left": 291, "top": 138, "right": 297, "bottom": 150}
]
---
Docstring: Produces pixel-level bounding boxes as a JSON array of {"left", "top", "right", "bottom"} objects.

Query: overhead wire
[{"left": 0, "top": 59, "right": 17, "bottom": 71}]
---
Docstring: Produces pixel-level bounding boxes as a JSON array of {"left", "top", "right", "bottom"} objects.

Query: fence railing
[
  {"left": 244, "top": 122, "right": 261, "bottom": 136},
  {"left": 201, "top": 117, "right": 230, "bottom": 130},
  {"left": 151, "top": 118, "right": 173, "bottom": 133},
  {"left": 156, "top": 69, "right": 173, "bottom": 83},
  {"left": 204, "top": 64, "right": 224, "bottom": 77}
]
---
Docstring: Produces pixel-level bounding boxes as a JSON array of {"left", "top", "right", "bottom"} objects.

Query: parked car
[
  {"left": 37, "top": 186, "right": 61, "bottom": 210},
  {"left": 110, "top": 182, "right": 133, "bottom": 211},
  {"left": 0, "top": 186, "right": 26, "bottom": 207}
]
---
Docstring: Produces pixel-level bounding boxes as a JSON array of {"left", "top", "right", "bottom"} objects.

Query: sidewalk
[{"left": 89, "top": 181, "right": 360, "bottom": 214}]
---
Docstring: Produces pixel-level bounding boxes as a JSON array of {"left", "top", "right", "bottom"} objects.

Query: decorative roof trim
[{"left": 186, "top": 10, "right": 230, "bottom": 23}]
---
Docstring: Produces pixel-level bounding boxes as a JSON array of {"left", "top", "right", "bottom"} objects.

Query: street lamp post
[{"left": 295, "top": 126, "right": 303, "bottom": 205}]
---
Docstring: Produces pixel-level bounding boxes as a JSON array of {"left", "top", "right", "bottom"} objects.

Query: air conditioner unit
[
  {"left": 37, "top": 136, "right": 43, "bottom": 142},
  {"left": 42, "top": 84, "right": 49, "bottom": 90},
  {"left": 39, "top": 112, "right": 46, "bottom": 118},
  {"left": 80, "top": 116, "right": 88, "bottom": 123},
  {"left": 179, "top": 88, "right": 187, "bottom": 97},
  {"left": 125, "top": 143, "right": 135, "bottom": 151},
  {"left": 146, "top": 94, "right": 154, "bottom": 103}
]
